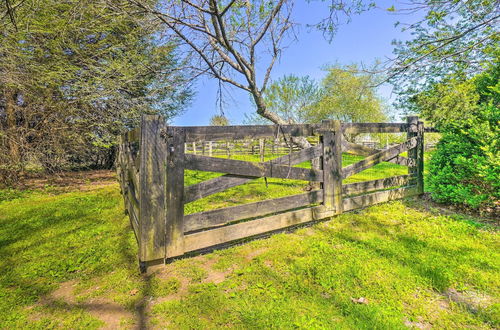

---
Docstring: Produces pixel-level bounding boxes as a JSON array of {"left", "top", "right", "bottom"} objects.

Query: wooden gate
[{"left": 117, "top": 115, "right": 430, "bottom": 271}]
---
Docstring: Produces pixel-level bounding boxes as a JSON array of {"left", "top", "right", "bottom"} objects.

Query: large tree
[
  {"left": 307, "top": 65, "right": 387, "bottom": 123},
  {"left": 245, "top": 75, "right": 321, "bottom": 124},
  {"left": 0, "top": 0, "right": 192, "bottom": 181},
  {"left": 127, "top": 0, "right": 369, "bottom": 149},
  {"left": 246, "top": 66, "right": 386, "bottom": 126}
]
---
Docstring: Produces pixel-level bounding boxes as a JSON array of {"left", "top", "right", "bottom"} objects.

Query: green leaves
[
  {"left": 427, "top": 63, "right": 499, "bottom": 212},
  {"left": 0, "top": 0, "right": 192, "bottom": 177}
]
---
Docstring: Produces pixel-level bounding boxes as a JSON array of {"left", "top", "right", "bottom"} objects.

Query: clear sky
[{"left": 173, "top": 1, "right": 419, "bottom": 126}]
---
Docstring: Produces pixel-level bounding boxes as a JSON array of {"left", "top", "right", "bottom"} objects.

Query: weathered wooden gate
[{"left": 117, "top": 115, "right": 429, "bottom": 271}]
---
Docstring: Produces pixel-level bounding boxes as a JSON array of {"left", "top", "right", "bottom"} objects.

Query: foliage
[
  {"left": 0, "top": 0, "right": 192, "bottom": 182},
  {"left": 0, "top": 176, "right": 498, "bottom": 328},
  {"left": 209, "top": 115, "right": 230, "bottom": 126},
  {"left": 245, "top": 66, "right": 387, "bottom": 129},
  {"left": 387, "top": 0, "right": 499, "bottom": 112},
  {"left": 421, "top": 64, "right": 500, "bottom": 212},
  {"left": 307, "top": 64, "right": 387, "bottom": 123}
]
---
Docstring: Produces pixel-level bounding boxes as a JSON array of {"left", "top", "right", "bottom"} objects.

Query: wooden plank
[
  {"left": 342, "top": 123, "right": 412, "bottom": 134},
  {"left": 139, "top": 115, "right": 168, "bottom": 262},
  {"left": 342, "top": 175, "right": 411, "bottom": 196},
  {"left": 321, "top": 120, "right": 343, "bottom": 213},
  {"left": 185, "top": 154, "right": 323, "bottom": 181},
  {"left": 341, "top": 140, "right": 415, "bottom": 167},
  {"left": 342, "top": 137, "right": 418, "bottom": 179},
  {"left": 416, "top": 121, "right": 425, "bottom": 194},
  {"left": 407, "top": 116, "right": 418, "bottom": 186},
  {"left": 165, "top": 126, "right": 186, "bottom": 258},
  {"left": 424, "top": 127, "right": 439, "bottom": 133},
  {"left": 184, "top": 174, "right": 253, "bottom": 204},
  {"left": 185, "top": 154, "right": 323, "bottom": 182},
  {"left": 259, "top": 138, "right": 265, "bottom": 162},
  {"left": 125, "top": 194, "right": 140, "bottom": 243},
  {"left": 182, "top": 124, "right": 322, "bottom": 142},
  {"left": 343, "top": 185, "right": 418, "bottom": 212},
  {"left": 184, "top": 145, "right": 323, "bottom": 203},
  {"left": 127, "top": 127, "right": 141, "bottom": 142},
  {"left": 183, "top": 205, "right": 334, "bottom": 253},
  {"left": 184, "top": 190, "right": 324, "bottom": 233}
]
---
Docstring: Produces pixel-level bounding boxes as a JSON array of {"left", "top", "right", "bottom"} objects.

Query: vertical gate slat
[
  {"left": 416, "top": 120, "right": 424, "bottom": 194},
  {"left": 407, "top": 116, "right": 419, "bottom": 186},
  {"left": 165, "top": 127, "right": 186, "bottom": 258},
  {"left": 139, "top": 115, "right": 168, "bottom": 264},
  {"left": 322, "top": 120, "right": 343, "bottom": 214}
]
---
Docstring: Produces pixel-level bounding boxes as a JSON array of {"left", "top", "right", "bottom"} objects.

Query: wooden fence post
[
  {"left": 165, "top": 126, "right": 186, "bottom": 259},
  {"left": 208, "top": 141, "right": 213, "bottom": 156},
  {"left": 407, "top": 116, "right": 425, "bottom": 194},
  {"left": 321, "top": 120, "right": 343, "bottom": 214},
  {"left": 416, "top": 120, "right": 424, "bottom": 194},
  {"left": 259, "top": 138, "right": 265, "bottom": 162},
  {"left": 139, "top": 115, "right": 168, "bottom": 268}
]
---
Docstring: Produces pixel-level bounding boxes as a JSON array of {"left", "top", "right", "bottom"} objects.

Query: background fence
[{"left": 117, "top": 115, "right": 432, "bottom": 271}]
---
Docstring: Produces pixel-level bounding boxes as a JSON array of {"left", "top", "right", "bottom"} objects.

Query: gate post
[
  {"left": 164, "top": 126, "right": 186, "bottom": 259},
  {"left": 321, "top": 120, "right": 343, "bottom": 214},
  {"left": 407, "top": 116, "right": 424, "bottom": 194},
  {"left": 139, "top": 115, "right": 168, "bottom": 269}
]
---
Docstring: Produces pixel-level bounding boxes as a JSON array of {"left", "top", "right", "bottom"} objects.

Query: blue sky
[{"left": 173, "top": 1, "right": 419, "bottom": 126}]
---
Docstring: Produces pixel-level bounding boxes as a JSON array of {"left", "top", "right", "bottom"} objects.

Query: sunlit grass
[{"left": 0, "top": 151, "right": 497, "bottom": 328}]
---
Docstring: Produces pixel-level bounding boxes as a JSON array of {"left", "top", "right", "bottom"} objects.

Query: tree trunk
[{"left": 252, "top": 89, "right": 322, "bottom": 172}]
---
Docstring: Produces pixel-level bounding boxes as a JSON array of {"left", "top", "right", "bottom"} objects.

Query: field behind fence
[{"left": 117, "top": 116, "right": 433, "bottom": 271}]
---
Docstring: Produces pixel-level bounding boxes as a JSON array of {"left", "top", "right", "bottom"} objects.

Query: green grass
[
  {"left": 185, "top": 153, "right": 408, "bottom": 214},
  {"left": 0, "top": 154, "right": 498, "bottom": 329}
]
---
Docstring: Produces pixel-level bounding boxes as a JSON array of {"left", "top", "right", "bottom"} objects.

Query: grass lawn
[{"left": 0, "top": 154, "right": 498, "bottom": 329}]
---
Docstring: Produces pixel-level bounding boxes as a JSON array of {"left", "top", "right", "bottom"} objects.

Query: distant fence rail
[{"left": 117, "top": 116, "right": 432, "bottom": 271}]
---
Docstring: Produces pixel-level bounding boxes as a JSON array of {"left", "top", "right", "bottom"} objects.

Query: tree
[
  {"left": 127, "top": 0, "right": 368, "bottom": 149},
  {"left": 422, "top": 63, "right": 499, "bottom": 213},
  {"left": 209, "top": 114, "right": 230, "bottom": 126},
  {"left": 0, "top": 0, "right": 192, "bottom": 182},
  {"left": 306, "top": 65, "right": 387, "bottom": 123},
  {"left": 383, "top": 0, "right": 499, "bottom": 111},
  {"left": 245, "top": 75, "right": 321, "bottom": 124}
]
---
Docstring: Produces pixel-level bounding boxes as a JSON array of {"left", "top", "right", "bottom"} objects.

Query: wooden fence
[{"left": 117, "top": 115, "right": 430, "bottom": 271}]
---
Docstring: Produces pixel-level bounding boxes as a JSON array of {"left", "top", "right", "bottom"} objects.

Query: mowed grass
[{"left": 0, "top": 154, "right": 498, "bottom": 329}]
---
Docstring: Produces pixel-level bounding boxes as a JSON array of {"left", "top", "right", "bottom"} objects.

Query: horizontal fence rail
[{"left": 117, "top": 115, "right": 433, "bottom": 271}]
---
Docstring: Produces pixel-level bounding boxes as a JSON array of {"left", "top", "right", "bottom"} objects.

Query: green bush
[{"left": 425, "top": 64, "right": 499, "bottom": 213}]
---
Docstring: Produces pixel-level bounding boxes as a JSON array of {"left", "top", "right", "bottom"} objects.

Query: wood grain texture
[
  {"left": 416, "top": 121, "right": 425, "bottom": 194},
  {"left": 342, "top": 137, "right": 418, "bottom": 179},
  {"left": 183, "top": 205, "right": 334, "bottom": 253},
  {"left": 185, "top": 154, "right": 323, "bottom": 182},
  {"left": 342, "top": 122, "right": 413, "bottom": 134},
  {"left": 165, "top": 126, "right": 186, "bottom": 258},
  {"left": 321, "top": 120, "right": 343, "bottom": 213},
  {"left": 184, "top": 145, "right": 323, "bottom": 203},
  {"left": 342, "top": 175, "right": 411, "bottom": 196},
  {"left": 182, "top": 124, "right": 322, "bottom": 142},
  {"left": 343, "top": 185, "right": 418, "bottom": 211},
  {"left": 127, "top": 127, "right": 141, "bottom": 142},
  {"left": 407, "top": 116, "right": 418, "bottom": 185},
  {"left": 139, "top": 115, "right": 168, "bottom": 262},
  {"left": 184, "top": 190, "right": 324, "bottom": 233},
  {"left": 341, "top": 140, "right": 415, "bottom": 167}
]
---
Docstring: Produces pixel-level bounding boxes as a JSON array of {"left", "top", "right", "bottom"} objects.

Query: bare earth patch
[
  {"left": 35, "top": 279, "right": 136, "bottom": 329},
  {"left": 20, "top": 170, "right": 117, "bottom": 192}
]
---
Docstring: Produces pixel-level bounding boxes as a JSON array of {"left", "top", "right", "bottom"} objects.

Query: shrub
[{"left": 423, "top": 63, "right": 499, "bottom": 213}]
